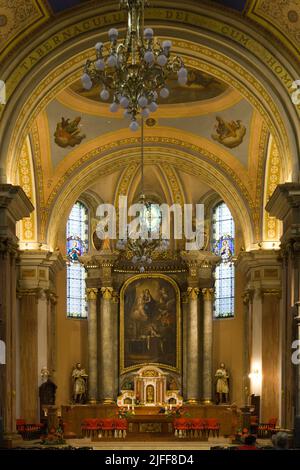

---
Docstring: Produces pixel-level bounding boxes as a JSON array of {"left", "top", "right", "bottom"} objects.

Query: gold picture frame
[{"left": 120, "top": 273, "right": 181, "bottom": 374}]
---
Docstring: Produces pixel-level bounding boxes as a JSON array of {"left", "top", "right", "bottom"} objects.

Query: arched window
[
  {"left": 212, "top": 202, "right": 235, "bottom": 318},
  {"left": 66, "top": 201, "right": 89, "bottom": 318}
]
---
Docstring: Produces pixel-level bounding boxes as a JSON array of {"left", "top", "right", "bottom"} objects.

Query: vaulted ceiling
[{"left": 1, "top": 0, "right": 299, "bottom": 251}]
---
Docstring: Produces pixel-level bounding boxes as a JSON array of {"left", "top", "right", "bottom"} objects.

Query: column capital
[
  {"left": 202, "top": 288, "right": 214, "bottom": 301},
  {"left": 86, "top": 288, "right": 98, "bottom": 301},
  {"left": 46, "top": 290, "right": 58, "bottom": 305},
  {"left": 100, "top": 287, "right": 113, "bottom": 300},
  {"left": 242, "top": 289, "right": 254, "bottom": 305},
  {"left": 0, "top": 237, "right": 18, "bottom": 255},
  {"left": 187, "top": 287, "right": 199, "bottom": 300},
  {"left": 17, "top": 287, "right": 45, "bottom": 300}
]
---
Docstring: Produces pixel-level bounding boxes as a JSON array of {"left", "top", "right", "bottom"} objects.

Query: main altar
[{"left": 58, "top": 249, "right": 239, "bottom": 440}]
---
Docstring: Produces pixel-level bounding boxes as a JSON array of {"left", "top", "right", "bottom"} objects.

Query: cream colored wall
[
  {"left": 212, "top": 265, "right": 245, "bottom": 407},
  {"left": 55, "top": 266, "right": 88, "bottom": 406}
]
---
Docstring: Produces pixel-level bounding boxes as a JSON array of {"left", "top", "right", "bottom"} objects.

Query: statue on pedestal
[
  {"left": 72, "top": 363, "right": 88, "bottom": 404},
  {"left": 215, "top": 362, "right": 229, "bottom": 404}
]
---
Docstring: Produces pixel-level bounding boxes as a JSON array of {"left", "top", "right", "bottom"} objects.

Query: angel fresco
[
  {"left": 212, "top": 116, "right": 246, "bottom": 149},
  {"left": 54, "top": 116, "right": 86, "bottom": 148}
]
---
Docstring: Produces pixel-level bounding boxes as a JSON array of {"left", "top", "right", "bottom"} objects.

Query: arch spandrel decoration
[{"left": 120, "top": 274, "right": 181, "bottom": 374}]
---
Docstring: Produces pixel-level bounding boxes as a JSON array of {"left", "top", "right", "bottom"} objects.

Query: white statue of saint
[
  {"left": 72, "top": 362, "right": 88, "bottom": 403},
  {"left": 215, "top": 362, "right": 229, "bottom": 404}
]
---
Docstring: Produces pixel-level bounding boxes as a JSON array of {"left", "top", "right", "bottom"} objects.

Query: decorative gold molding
[
  {"left": 263, "top": 136, "right": 282, "bottom": 241},
  {"left": 0, "top": 0, "right": 50, "bottom": 60},
  {"left": 86, "top": 288, "right": 98, "bottom": 301},
  {"left": 57, "top": 86, "right": 242, "bottom": 119},
  {"left": 202, "top": 288, "right": 214, "bottom": 301},
  {"left": 48, "top": 130, "right": 250, "bottom": 213},
  {"left": 247, "top": 0, "right": 300, "bottom": 56},
  {"left": 18, "top": 136, "right": 36, "bottom": 242}
]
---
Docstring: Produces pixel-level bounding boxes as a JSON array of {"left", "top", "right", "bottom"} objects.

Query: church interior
[{"left": 0, "top": 0, "right": 300, "bottom": 451}]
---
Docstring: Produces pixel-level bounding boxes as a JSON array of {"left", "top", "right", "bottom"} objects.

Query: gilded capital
[
  {"left": 187, "top": 287, "right": 199, "bottom": 300},
  {"left": 101, "top": 287, "right": 113, "bottom": 300},
  {"left": 202, "top": 288, "right": 214, "bottom": 301},
  {"left": 86, "top": 288, "right": 98, "bottom": 301}
]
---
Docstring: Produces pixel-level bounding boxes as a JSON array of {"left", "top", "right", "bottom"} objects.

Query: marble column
[
  {"left": 186, "top": 287, "right": 200, "bottom": 404},
  {"left": 17, "top": 251, "right": 64, "bottom": 421},
  {"left": 99, "top": 287, "right": 115, "bottom": 404},
  {"left": 242, "top": 289, "right": 254, "bottom": 405},
  {"left": 181, "top": 250, "right": 219, "bottom": 403},
  {"left": 86, "top": 288, "right": 98, "bottom": 403},
  {"left": 0, "top": 184, "right": 33, "bottom": 440},
  {"left": 266, "top": 183, "right": 300, "bottom": 446},
  {"left": 237, "top": 250, "right": 282, "bottom": 421},
  {"left": 202, "top": 288, "right": 214, "bottom": 403}
]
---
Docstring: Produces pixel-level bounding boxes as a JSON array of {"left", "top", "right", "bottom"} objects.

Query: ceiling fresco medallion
[
  {"left": 211, "top": 116, "right": 246, "bottom": 149},
  {"left": 54, "top": 116, "right": 86, "bottom": 148}
]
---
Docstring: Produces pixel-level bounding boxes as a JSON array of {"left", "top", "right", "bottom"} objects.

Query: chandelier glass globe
[{"left": 81, "top": 0, "right": 188, "bottom": 130}]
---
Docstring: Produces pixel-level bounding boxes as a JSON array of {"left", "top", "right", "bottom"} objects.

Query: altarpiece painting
[{"left": 120, "top": 275, "right": 180, "bottom": 373}]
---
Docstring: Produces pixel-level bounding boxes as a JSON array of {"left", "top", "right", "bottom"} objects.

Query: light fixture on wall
[
  {"left": 248, "top": 368, "right": 262, "bottom": 392},
  {"left": 81, "top": 0, "right": 187, "bottom": 130},
  {"left": 116, "top": 118, "right": 168, "bottom": 271}
]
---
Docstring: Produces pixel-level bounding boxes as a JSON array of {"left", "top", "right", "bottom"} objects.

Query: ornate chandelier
[
  {"left": 116, "top": 119, "right": 169, "bottom": 271},
  {"left": 81, "top": 0, "right": 188, "bottom": 130}
]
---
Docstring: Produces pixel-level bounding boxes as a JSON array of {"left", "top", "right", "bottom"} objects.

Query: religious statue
[
  {"left": 146, "top": 385, "right": 154, "bottom": 403},
  {"left": 72, "top": 363, "right": 88, "bottom": 404},
  {"left": 215, "top": 362, "right": 229, "bottom": 404}
]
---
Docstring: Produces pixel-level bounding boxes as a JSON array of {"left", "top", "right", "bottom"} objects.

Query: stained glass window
[
  {"left": 212, "top": 202, "right": 235, "bottom": 318},
  {"left": 66, "top": 201, "right": 88, "bottom": 318}
]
